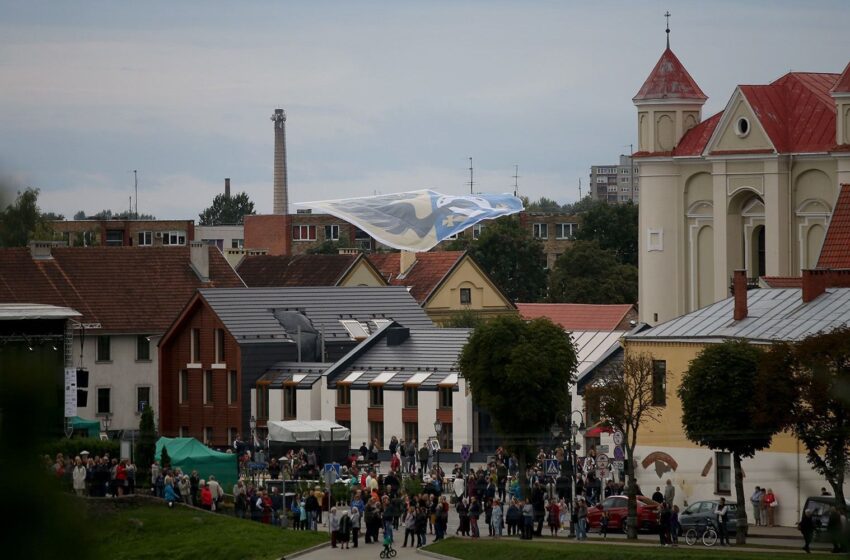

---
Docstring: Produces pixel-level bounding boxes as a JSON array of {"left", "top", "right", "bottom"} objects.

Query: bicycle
[
  {"left": 684, "top": 521, "right": 717, "bottom": 547},
  {"left": 379, "top": 535, "right": 397, "bottom": 558}
]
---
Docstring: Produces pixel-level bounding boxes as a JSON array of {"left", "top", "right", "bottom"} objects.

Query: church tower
[{"left": 832, "top": 61, "right": 850, "bottom": 148}]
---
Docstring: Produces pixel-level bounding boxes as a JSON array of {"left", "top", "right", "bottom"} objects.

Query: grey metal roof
[
  {"left": 198, "top": 286, "right": 433, "bottom": 343},
  {"left": 259, "top": 362, "right": 329, "bottom": 388},
  {"left": 0, "top": 303, "right": 81, "bottom": 320},
  {"left": 627, "top": 288, "right": 850, "bottom": 343}
]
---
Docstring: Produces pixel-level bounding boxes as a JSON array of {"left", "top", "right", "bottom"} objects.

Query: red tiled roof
[
  {"left": 367, "top": 251, "right": 465, "bottom": 303},
  {"left": 672, "top": 112, "right": 722, "bottom": 156},
  {"left": 633, "top": 48, "right": 707, "bottom": 102},
  {"left": 830, "top": 61, "right": 850, "bottom": 93},
  {"left": 237, "top": 254, "right": 359, "bottom": 287},
  {"left": 817, "top": 184, "right": 850, "bottom": 269},
  {"left": 0, "top": 246, "right": 243, "bottom": 332},
  {"left": 516, "top": 303, "right": 635, "bottom": 331},
  {"left": 761, "top": 276, "right": 802, "bottom": 289}
]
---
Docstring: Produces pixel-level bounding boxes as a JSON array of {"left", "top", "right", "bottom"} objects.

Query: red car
[{"left": 586, "top": 495, "right": 660, "bottom": 532}]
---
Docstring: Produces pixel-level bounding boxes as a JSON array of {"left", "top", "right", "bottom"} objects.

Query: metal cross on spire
[{"left": 665, "top": 10, "right": 671, "bottom": 48}]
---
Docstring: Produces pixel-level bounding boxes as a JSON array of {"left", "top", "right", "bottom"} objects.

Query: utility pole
[
  {"left": 133, "top": 170, "right": 138, "bottom": 218},
  {"left": 578, "top": 178, "right": 582, "bottom": 200},
  {"left": 512, "top": 164, "right": 520, "bottom": 197},
  {"left": 468, "top": 157, "right": 474, "bottom": 194}
]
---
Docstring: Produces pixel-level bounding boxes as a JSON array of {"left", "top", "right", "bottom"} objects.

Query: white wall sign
[{"left": 64, "top": 367, "right": 77, "bottom": 418}]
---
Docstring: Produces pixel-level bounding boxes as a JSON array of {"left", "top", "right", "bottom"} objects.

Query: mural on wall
[{"left": 641, "top": 450, "right": 679, "bottom": 478}]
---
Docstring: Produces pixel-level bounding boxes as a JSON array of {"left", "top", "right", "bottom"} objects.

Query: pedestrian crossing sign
[{"left": 544, "top": 459, "right": 560, "bottom": 476}]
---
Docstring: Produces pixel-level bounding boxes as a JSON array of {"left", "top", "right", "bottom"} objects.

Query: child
[{"left": 600, "top": 510, "right": 609, "bottom": 538}]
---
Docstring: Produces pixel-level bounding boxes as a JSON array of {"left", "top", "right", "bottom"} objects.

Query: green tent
[
  {"left": 70, "top": 416, "right": 101, "bottom": 438},
  {"left": 155, "top": 437, "right": 237, "bottom": 489}
]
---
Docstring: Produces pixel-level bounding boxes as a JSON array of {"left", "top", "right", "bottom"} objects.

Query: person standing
[
  {"left": 339, "top": 508, "right": 352, "bottom": 549},
  {"left": 764, "top": 488, "right": 777, "bottom": 527},
  {"left": 658, "top": 501, "right": 671, "bottom": 546},
  {"left": 664, "top": 479, "right": 675, "bottom": 506},
  {"left": 469, "top": 496, "right": 481, "bottom": 538},
  {"left": 418, "top": 444, "right": 429, "bottom": 476},
  {"left": 492, "top": 498, "right": 504, "bottom": 538},
  {"left": 207, "top": 475, "right": 223, "bottom": 510},
  {"left": 670, "top": 505, "right": 680, "bottom": 546},
  {"left": 827, "top": 506, "right": 844, "bottom": 554},
  {"left": 350, "top": 506, "right": 361, "bottom": 548},
  {"left": 521, "top": 500, "right": 534, "bottom": 540},
  {"left": 652, "top": 486, "right": 664, "bottom": 503},
  {"left": 751, "top": 486, "right": 764, "bottom": 527},
  {"left": 798, "top": 509, "right": 815, "bottom": 554},
  {"left": 72, "top": 457, "right": 87, "bottom": 497},
  {"left": 716, "top": 497, "right": 731, "bottom": 546},
  {"left": 576, "top": 498, "right": 588, "bottom": 541}
]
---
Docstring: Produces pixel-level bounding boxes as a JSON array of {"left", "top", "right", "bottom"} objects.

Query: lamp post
[
  {"left": 569, "top": 410, "right": 586, "bottom": 537},
  {"left": 249, "top": 415, "right": 257, "bottom": 455},
  {"left": 100, "top": 413, "right": 112, "bottom": 439},
  {"left": 433, "top": 419, "right": 443, "bottom": 478}
]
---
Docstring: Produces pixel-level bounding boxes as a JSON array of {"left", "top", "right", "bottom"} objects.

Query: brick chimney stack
[
  {"left": 224, "top": 178, "right": 231, "bottom": 198},
  {"left": 271, "top": 109, "right": 288, "bottom": 215},
  {"left": 732, "top": 270, "right": 748, "bottom": 321},
  {"left": 801, "top": 269, "right": 828, "bottom": 303}
]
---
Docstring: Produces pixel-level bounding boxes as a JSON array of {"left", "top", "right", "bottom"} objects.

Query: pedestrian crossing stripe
[{"left": 544, "top": 459, "right": 560, "bottom": 476}]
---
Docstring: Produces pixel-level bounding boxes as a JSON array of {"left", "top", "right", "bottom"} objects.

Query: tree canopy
[
  {"left": 306, "top": 236, "right": 351, "bottom": 254},
  {"left": 458, "top": 217, "right": 547, "bottom": 302},
  {"left": 548, "top": 240, "right": 638, "bottom": 304},
  {"left": 574, "top": 201, "right": 638, "bottom": 266},
  {"left": 0, "top": 188, "right": 57, "bottom": 247},
  {"left": 458, "top": 314, "right": 577, "bottom": 499},
  {"left": 198, "top": 192, "right": 255, "bottom": 225}
]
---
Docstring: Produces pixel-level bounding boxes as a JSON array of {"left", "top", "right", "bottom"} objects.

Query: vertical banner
[{"left": 64, "top": 367, "right": 77, "bottom": 418}]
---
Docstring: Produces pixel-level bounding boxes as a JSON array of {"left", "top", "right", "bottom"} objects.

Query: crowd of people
[{"left": 48, "top": 452, "right": 138, "bottom": 497}]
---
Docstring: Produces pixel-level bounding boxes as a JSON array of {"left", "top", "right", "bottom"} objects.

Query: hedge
[{"left": 42, "top": 437, "right": 120, "bottom": 460}]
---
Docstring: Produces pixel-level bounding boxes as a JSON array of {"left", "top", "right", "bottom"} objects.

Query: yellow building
[{"left": 617, "top": 272, "right": 850, "bottom": 527}]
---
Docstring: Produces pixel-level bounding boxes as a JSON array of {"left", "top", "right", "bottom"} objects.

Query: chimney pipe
[
  {"left": 271, "top": 108, "right": 288, "bottom": 215},
  {"left": 189, "top": 241, "right": 210, "bottom": 282},
  {"left": 732, "top": 270, "right": 748, "bottom": 321},
  {"left": 399, "top": 250, "right": 417, "bottom": 277},
  {"left": 801, "top": 269, "right": 828, "bottom": 303},
  {"left": 224, "top": 178, "right": 231, "bottom": 198}
]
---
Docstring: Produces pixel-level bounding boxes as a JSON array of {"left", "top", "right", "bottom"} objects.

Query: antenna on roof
[
  {"left": 512, "top": 164, "right": 520, "bottom": 197},
  {"left": 468, "top": 157, "right": 475, "bottom": 194},
  {"left": 665, "top": 10, "right": 671, "bottom": 49},
  {"left": 133, "top": 170, "right": 138, "bottom": 218}
]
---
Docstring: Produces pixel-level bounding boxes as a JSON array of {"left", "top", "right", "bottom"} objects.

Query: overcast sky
[{"left": 1, "top": 0, "right": 848, "bottom": 219}]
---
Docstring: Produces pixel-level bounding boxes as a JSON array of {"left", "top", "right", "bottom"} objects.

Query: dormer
[
  {"left": 831, "top": 61, "right": 850, "bottom": 147},
  {"left": 633, "top": 48, "right": 707, "bottom": 154}
]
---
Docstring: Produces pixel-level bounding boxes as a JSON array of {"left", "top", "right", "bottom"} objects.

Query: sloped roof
[
  {"left": 818, "top": 184, "right": 850, "bottom": 268},
  {"left": 0, "top": 303, "right": 81, "bottom": 320},
  {"left": 0, "top": 246, "right": 243, "bottom": 332},
  {"left": 368, "top": 251, "right": 465, "bottom": 303},
  {"left": 673, "top": 112, "right": 722, "bottom": 156},
  {"left": 633, "top": 48, "right": 707, "bottom": 102},
  {"left": 627, "top": 287, "right": 850, "bottom": 343},
  {"left": 237, "top": 253, "right": 360, "bottom": 287},
  {"left": 831, "top": 61, "right": 850, "bottom": 94},
  {"left": 516, "top": 303, "right": 635, "bottom": 331},
  {"left": 197, "top": 286, "right": 433, "bottom": 344},
  {"left": 760, "top": 276, "right": 802, "bottom": 289}
]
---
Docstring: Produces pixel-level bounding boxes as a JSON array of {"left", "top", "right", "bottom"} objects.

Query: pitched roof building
[{"left": 516, "top": 303, "right": 637, "bottom": 331}]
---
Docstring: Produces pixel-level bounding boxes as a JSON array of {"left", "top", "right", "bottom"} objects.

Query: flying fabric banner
[{"left": 295, "top": 190, "right": 524, "bottom": 252}]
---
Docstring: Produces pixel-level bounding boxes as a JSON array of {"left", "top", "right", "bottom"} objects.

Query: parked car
[
  {"left": 802, "top": 496, "right": 850, "bottom": 538},
  {"left": 678, "top": 500, "right": 738, "bottom": 535},
  {"left": 586, "top": 495, "right": 660, "bottom": 532}
]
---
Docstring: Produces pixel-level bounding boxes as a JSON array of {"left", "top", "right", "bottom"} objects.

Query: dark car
[
  {"left": 679, "top": 500, "right": 738, "bottom": 535},
  {"left": 586, "top": 495, "right": 660, "bottom": 532},
  {"left": 802, "top": 496, "right": 850, "bottom": 537}
]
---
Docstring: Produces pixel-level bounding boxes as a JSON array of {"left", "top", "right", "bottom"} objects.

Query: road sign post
[{"left": 544, "top": 459, "right": 560, "bottom": 478}]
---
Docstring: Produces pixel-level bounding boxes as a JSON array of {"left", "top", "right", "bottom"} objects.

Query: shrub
[{"left": 42, "top": 437, "right": 119, "bottom": 460}]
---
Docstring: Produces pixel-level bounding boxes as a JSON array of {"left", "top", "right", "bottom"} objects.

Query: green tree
[
  {"left": 0, "top": 188, "right": 57, "bottom": 247},
  {"left": 198, "top": 192, "right": 255, "bottom": 225},
  {"left": 561, "top": 196, "right": 598, "bottom": 215},
  {"left": 464, "top": 217, "right": 547, "bottom": 302},
  {"left": 764, "top": 328, "right": 850, "bottom": 514},
  {"left": 584, "top": 353, "right": 663, "bottom": 539},
  {"left": 525, "top": 196, "right": 564, "bottom": 213},
  {"left": 136, "top": 405, "right": 156, "bottom": 488},
  {"left": 548, "top": 240, "right": 638, "bottom": 304},
  {"left": 160, "top": 446, "right": 172, "bottom": 470},
  {"left": 306, "top": 236, "right": 351, "bottom": 254},
  {"left": 441, "top": 309, "right": 485, "bottom": 329},
  {"left": 458, "top": 315, "right": 577, "bottom": 500},
  {"left": 679, "top": 341, "right": 786, "bottom": 544},
  {"left": 574, "top": 201, "right": 638, "bottom": 266}
]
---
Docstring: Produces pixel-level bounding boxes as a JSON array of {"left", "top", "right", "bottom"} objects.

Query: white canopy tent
[{"left": 266, "top": 420, "right": 351, "bottom": 443}]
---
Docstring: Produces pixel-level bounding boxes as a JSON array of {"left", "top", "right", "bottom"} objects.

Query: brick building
[{"left": 52, "top": 219, "right": 195, "bottom": 248}]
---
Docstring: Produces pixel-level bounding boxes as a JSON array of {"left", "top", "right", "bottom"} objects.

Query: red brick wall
[
  {"left": 159, "top": 298, "right": 243, "bottom": 446},
  {"left": 244, "top": 214, "right": 290, "bottom": 256}
]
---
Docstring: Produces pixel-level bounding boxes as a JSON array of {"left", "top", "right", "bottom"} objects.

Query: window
[
  {"left": 136, "top": 335, "right": 150, "bottom": 361},
  {"left": 228, "top": 371, "right": 238, "bottom": 404},
  {"left": 337, "top": 385, "right": 351, "bottom": 406},
  {"left": 472, "top": 224, "right": 485, "bottom": 239},
  {"left": 163, "top": 231, "right": 187, "bottom": 245},
  {"left": 105, "top": 229, "right": 124, "bottom": 246},
  {"left": 231, "top": 238, "right": 244, "bottom": 249},
  {"left": 179, "top": 370, "right": 189, "bottom": 403},
  {"left": 215, "top": 329, "right": 225, "bottom": 363},
  {"left": 204, "top": 427, "right": 213, "bottom": 444},
  {"left": 96, "top": 388, "right": 111, "bottom": 414},
  {"left": 137, "top": 386, "right": 151, "bottom": 412},
  {"left": 191, "top": 328, "right": 201, "bottom": 363},
  {"left": 204, "top": 370, "right": 213, "bottom": 404},
  {"left": 555, "top": 223, "right": 577, "bottom": 239},
  {"left": 652, "top": 360, "right": 667, "bottom": 406},
  {"left": 439, "top": 387, "right": 453, "bottom": 408},
  {"left": 404, "top": 386, "right": 418, "bottom": 408},
  {"left": 439, "top": 423, "right": 454, "bottom": 450},
  {"left": 735, "top": 117, "right": 750, "bottom": 138},
  {"left": 96, "top": 335, "right": 111, "bottom": 362},
  {"left": 404, "top": 422, "right": 418, "bottom": 444},
  {"left": 256, "top": 385, "right": 269, "bottom": 420},
  {"left": 228, "top": 428, "right": 237, "bottom": 445},
  {"left": 341, "top": 320, "right": 370, "bottom": 340},
  {"left": 715, "top": 452, "right": 732, "bottom": 494},
  {"left": 284, "top": 385, "right": 297, "bottom": 419},
  {"left": 459, "top": 288, "right": 471, "bottom": 305},
  {"left": 324, "top": 224, "right": 340, "bottom": 241},
  {"left": 369, "top": 421, "right": 384, "bottom": 447},
  {"left": 292, "top": 224, "right": 317, "bottom": 241},
  {"left": 533, "top": 223, "right": 548, "bottom": 239},
  {"left": 138, "top": 231, "right": 152, "bottom": 246},
  {"left": 370, "top": 385, "right": 384, "bottom": 407}
]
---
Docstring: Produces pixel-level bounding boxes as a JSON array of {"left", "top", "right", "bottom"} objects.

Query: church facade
[{"left": 634, "top": 47, "right": 850, "bottom": 324}]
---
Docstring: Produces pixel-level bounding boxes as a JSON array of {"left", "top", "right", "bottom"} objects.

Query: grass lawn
[
  {"left": 86, "top": 498, "right": 328, "bottom": 560},
  {"left": 425, "top": 538, "right": 814, "bottom": 560}
]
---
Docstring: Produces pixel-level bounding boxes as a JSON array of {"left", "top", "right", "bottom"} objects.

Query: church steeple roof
[
  {"left": 633, "top": 48, "right": 707, "bottom": 103},
  {"left": 831, "top": 60, "right": 850, "bottom": 94}
]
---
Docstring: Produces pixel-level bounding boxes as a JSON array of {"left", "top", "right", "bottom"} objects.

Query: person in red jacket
[
  {"left": 115, "top": 460, "right": 128, "bottom": 496},
  {"left": 199, "top": 480, "right": 213, "bottom": 511}
]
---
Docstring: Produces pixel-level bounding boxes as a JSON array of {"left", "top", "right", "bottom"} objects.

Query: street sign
[
  {"left": 460, "top": 444, "right": 471, "bottom": 462},
  {"left": 323, "top": 463, "right": 341, "bottom": 478},
  {"left": 612, "top": 460, "right": 624, "bottom": 471},
  {"left": 598, "top": 444, "right": 609, "bottom": 454},
  {"left": 544, "top": 459, "right": 560, "bottom": 477},
  {"left": 583, "top": 457, "right": 595, "bottom": 474},
  {"left": 596, "top": 453, "right": 610, "bottom": 469},
  {"left": 613, "top": 445, "right": 625, "bottom": 460},
  {"left": 612, "top": 431, "right": 623, "bottom": 446},
  {"left": 596, "top": 466, "right": 609, "bottom": 479}
]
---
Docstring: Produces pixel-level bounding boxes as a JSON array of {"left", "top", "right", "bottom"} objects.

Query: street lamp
[
  {"left": 433, "top": 419, "right": 443, "bottom": 478},
  {"left": 249, "top": 415, "right": 257, "bottom": 455},
  {"left": 568, "top": 410, "right": 586, "bottom": 537},
  {"left": 100, "top": 413, "right": 112, "bottom": 439}
]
